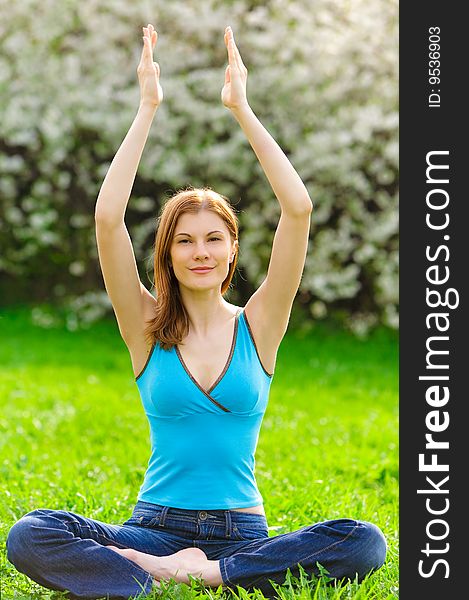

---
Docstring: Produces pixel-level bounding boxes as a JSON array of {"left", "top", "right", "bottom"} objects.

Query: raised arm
[
  {"left": 95, "top": 24, "right": 162, "bottom": 356},
  {"left": 222, "top": 27, "right": 313, "bottom": 357}
]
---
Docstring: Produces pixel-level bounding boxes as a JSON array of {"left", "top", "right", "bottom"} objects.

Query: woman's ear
[{"left": 230, "top": 239, "right": 239, "bottom": 262}]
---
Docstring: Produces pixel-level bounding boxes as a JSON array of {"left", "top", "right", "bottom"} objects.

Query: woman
[{"left": 6, "top": 23, "right": 386, "bottom": 599}]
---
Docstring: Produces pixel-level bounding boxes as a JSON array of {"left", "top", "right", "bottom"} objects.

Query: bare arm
[
  {"left": 94, "top": 102, "right": 157, "bottom": 225},
  {"left": 222, "top": 27, "right": 313, "bottom": 349},
  {"left": 95, "top": 24, "right": 162, "bottom": 345}
]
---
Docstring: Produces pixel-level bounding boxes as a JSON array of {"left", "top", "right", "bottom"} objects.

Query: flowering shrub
[{"left": 0, "top": 0, "right": 398, "bottom": 332}]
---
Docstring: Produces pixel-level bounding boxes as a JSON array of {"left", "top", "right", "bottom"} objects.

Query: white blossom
[{"left": 1, "top": 0, "right": 398, "bottom": 330}]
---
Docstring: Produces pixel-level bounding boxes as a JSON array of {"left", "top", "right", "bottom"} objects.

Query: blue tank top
[{"left": 135, "top": 307, "right": 274, "bottom": 509}]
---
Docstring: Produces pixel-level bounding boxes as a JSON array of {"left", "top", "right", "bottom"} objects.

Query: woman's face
[{"left": 169, "top": 210, "right": 237, "bottom": 292}]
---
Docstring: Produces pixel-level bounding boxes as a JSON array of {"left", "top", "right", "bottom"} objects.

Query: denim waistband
[{"left": 133, "top": 500, "right": 268, "bottom": 528}]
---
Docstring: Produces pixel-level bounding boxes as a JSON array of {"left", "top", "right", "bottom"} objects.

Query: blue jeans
[{"left": 6, "top": 500, "right": 387, "bottom": 599}]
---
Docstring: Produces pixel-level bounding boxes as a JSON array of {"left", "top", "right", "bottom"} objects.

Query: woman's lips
[{"left": 190, "top": 267, "right": 213, "bottom": 274}]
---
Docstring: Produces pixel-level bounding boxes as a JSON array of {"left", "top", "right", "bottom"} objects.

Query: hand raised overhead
[
  {"left": 137, "top": 23, "right": 163, "bottom": 108},
  {"left": 221, "top": 27, "right": 249, "bottom": 111}
]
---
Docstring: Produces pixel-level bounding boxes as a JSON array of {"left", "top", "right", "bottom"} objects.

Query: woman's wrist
[
  {"left": 231, "top": 104, "right": 256, "bottom": 131},
  {"left": 230, "top": 102, "right": 253, "bottom": 121},
  {"left": 138, "top": 101, "right": 159, "bottom": 115}
]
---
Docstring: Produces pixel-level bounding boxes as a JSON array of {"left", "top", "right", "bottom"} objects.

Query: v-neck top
[{"left": 134, "top": 307, "right": 274, "bottom": 509}]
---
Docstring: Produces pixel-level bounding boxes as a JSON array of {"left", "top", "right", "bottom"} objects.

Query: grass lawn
[{"left": 0, "top": 305, "right": 398, "bottom": 599}]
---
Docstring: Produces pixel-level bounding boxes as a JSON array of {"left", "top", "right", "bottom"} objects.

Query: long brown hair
[{"left": 144, "top": 187, "right": 239, "bottom": 350}]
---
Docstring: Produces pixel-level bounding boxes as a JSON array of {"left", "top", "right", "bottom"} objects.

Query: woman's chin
[{"left": 180, "top": 280, "right": 223, "bottom": 293}]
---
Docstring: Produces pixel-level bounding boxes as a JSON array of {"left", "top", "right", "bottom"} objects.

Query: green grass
[{"left": 0, "top": 306, "right": 398, "bottom": 599}]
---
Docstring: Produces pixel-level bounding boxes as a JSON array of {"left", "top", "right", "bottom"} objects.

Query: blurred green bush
[{"left": 0, "top": 0, "right": 398, "bottom": 334}]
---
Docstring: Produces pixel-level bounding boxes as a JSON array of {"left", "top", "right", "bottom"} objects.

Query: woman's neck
[{"left": 179, "top": 291, "right": 234, "bottom": 337}]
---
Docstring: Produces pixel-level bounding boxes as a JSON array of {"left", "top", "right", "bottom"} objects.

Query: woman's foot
[{"left": 107, "top": 546, "right": 223, "bottom": 586}]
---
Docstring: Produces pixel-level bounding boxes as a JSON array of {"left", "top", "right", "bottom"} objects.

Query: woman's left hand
[
  {"left": 221, "top": 27, "right": 249, "bottom": 111},
  {"left": 138, "top": 23, "right": 163, "bottom": 108}
]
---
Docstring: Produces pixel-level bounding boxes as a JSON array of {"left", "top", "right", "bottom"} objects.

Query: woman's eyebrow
[{"left": 174, "top": 230, "right": 225, "bottom": 237}]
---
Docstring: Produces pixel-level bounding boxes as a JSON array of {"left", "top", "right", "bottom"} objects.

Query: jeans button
[{"left": 199, "top": 511, "right": 208, "bottom": 520}]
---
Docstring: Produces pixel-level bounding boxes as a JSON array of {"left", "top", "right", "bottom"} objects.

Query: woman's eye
[{"left": 177, "top": 238, "right": 220, "bottom": 243}]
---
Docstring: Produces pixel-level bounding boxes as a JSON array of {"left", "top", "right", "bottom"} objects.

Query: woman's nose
[{"left": 193, "top": 243, "right": 209, "bottom": 259}]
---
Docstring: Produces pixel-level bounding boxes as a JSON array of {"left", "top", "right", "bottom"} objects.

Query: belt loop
[
  {"left": 225, "top": 510, "right": 232, "bottom": 537},
  {"left": 159, "top": 506, "right": 170, "bottom": 527}
]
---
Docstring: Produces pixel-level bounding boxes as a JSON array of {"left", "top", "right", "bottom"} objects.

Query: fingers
[
  {"left": 225, "top": 27, "right": 237, "bottom": 66},
  {"left": 147, "top": 23, "right": 157, "bottom": 48},
  {"left": 140, "top": 24, "right": 158, "bottom": 68},
  {"left": 142, "top": 24, "right": 157, "bottom": 51},
  {"left": 140, "top": 28, "right": 151, "bottom": 63},
  {"left": 225, "top": 27, "right": 246, "bottom": 70},
  {"left": 224, "top": 64, "right": 231, "bottom": 85}
]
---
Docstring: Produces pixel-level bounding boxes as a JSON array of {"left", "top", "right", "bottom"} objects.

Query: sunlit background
[{"left": 0, "top": 0, "right": 398, "bottom": 335}]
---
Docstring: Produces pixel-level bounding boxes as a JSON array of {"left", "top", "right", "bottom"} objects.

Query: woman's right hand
[{"left": 138, "top": 24, "right": 163, "bottom": 108}]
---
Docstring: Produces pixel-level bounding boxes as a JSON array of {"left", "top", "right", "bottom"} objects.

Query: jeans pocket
[{"left": 232, "top": 523, "right": 269, "bottom": 541}]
